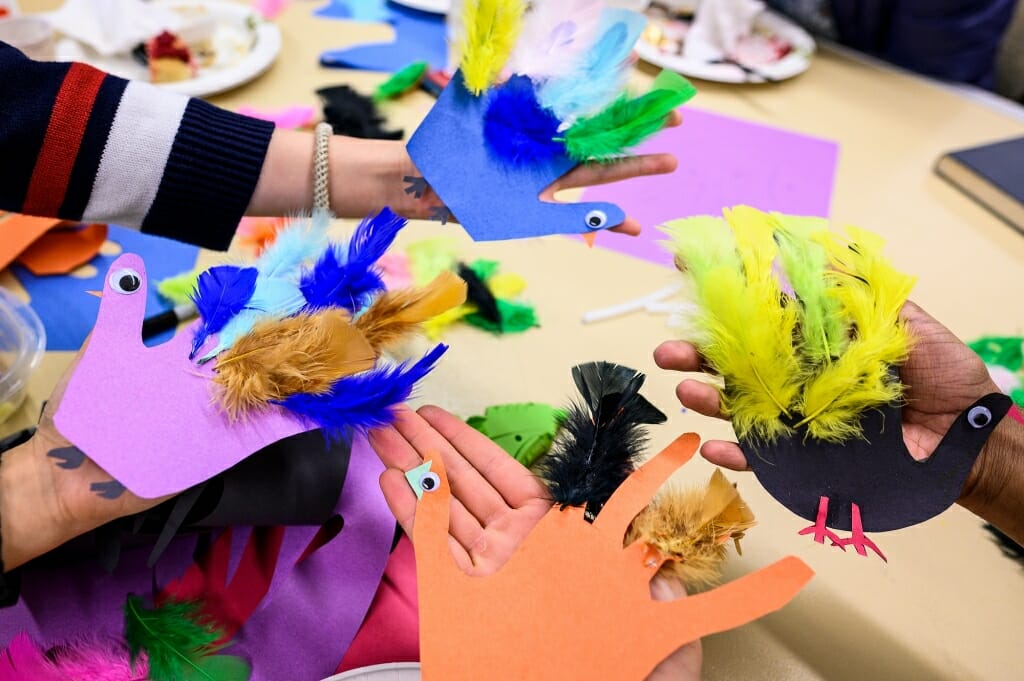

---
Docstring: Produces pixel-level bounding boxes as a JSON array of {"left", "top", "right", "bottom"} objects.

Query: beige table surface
[{"left": 8, "top": 2, "right": 1024, "bottom": 680}]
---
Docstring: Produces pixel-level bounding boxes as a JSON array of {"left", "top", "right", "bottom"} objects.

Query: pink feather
[
  {"left": 0, "top": 634, "right": 62, "bottom": 681},
  {"left": 0, "top": 634, "right": 149, "bottom": 681}
]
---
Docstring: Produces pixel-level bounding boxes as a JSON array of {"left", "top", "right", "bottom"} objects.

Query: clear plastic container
[
  {"left": 322, "top": 663, "right": 421, "bottom": 681},
  {"left": 0, "top": 288, "right": 46, "bottom": 425}
]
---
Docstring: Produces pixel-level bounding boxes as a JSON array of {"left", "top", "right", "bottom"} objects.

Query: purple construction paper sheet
[
  {"left": 580, "top": 108, "right": 839, "bottom": 267},
  {"left": 53, "top": 254, "right": 312, "bottom": 499},
  {"left": 234, "top": 436, "right": 394, "bottom": 681},
  {"left": 407, "top": 70, "right": 625, "bottom": 241}
]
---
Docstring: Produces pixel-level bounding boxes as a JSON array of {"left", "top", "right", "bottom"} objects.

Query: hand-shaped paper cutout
[
  {"left": 409, "top": 434, "right": 813, "bottom": 680},
  {"left": 406, "top": 2, "right": 695, "bottom": 242},
  {"left": 664, "top": 207, "right": 1013, "bottom": 559},
  {"left": 318, "top": 1, "right": 448, "bottom": 72}
]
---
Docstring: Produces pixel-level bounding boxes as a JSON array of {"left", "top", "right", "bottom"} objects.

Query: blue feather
[
  {"left": 257, "top": 209, "right": 331, "bottom": 278},
  {"left": 199, "top": 277, "right": 305, "bottom": 361},
  {"left": 483, "top": 75, "right": 565, "bottom": 165},
  {"left": 300, "top": 208, "right": 406, "bottom": 313},
  {"left": 538, "top": 8, "right": 646, "bottom": 121},
  {"left": 189, "top": 265, "right": 258, "bottom": 358},
  {"left": 277, "top": 344, "right": 448, "bottom": 440}
]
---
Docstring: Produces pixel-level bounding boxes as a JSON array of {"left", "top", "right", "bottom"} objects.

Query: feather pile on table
[{"left": 191, "top": 208, "right": 466, "bottom": 438}]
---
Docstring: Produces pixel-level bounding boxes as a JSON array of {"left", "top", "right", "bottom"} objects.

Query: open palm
[
  {"left": 369, "top": 405, "right": 552, "bottom": 576},
  {"left": 654, "top": 301, "right": 1000, "bottom": 472}
]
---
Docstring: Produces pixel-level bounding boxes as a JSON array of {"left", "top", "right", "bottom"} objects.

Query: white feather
[{"left": 506, "top": 0, "right": 603, "bottom": 80}]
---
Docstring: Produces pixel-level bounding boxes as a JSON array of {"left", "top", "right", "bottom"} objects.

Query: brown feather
[
  {"left": 626, "top": 469, "right": 756, "bottom": 588},
  {"left": 213, "top": 309, "right": 376, "bottom": 419},
  {"left": 355, "top": 271, "right": 467, "bottom": 351}
]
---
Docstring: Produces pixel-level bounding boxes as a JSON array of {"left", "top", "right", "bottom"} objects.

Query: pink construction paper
[
  {"left": 580, "top": 108, "right": 839, "bottom": 267},
  {"left": 237, "top": 105, "right": 316, "bottom": 129},
  {"left": 54, "top": 254, "right": 312, "bottom": 499}
]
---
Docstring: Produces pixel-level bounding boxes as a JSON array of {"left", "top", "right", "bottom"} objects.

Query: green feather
[
  {"left": 773, "top": 214, "right": 849, "bottom": 364},
  {"left": 373, "top": 61, "right": 428, "bottom": 102},
  {"left": 157, "top": 268, "right": 202, "bottom": 305},
  {"left": 968, "top": 335, "right": 1024, "bottom": 371},
  {"left": 124, "top": 595, "right": 251, "bottom": 681},
  {"left": 560, "top": 70, "right": 696, "bottom": 162},
  {"left": 465, "top": 298, "right": 538, "bottom": 334}
]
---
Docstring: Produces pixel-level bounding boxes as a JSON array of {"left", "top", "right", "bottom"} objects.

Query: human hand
[
  {"left": 369, "top": 405, "right": 551, "bottom": 575},
  {"left": 646, "top": 575, "right": 703, "bottom": 681},
  {"left": 354, "top": 111, "right": 683, "bottom": 237},
  {"left": 1, "top": 351, "right": 168, "bottom": 570},
  {"left": 653, "top": 300, "right": 1001, "bottom": 483}
]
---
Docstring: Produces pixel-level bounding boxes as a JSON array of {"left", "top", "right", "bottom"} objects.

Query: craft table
[{"left": 7, "top": 2, "right": 1024, "bottom": 679}]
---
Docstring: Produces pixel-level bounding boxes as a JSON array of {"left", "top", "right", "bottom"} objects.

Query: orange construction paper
[
  {"left": 17, "top": 223, "right": 109, "bottom": 275},
  {"left": 0, "top": 211, "right": 65, "bottom": 271},
  {"left": 412, "top": 433, "right": 815, "bottom": 681}
]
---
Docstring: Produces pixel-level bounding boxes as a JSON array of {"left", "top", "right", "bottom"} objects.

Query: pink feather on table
[{"left": 0, "top": 633, "right": 150, "bottom": 681}]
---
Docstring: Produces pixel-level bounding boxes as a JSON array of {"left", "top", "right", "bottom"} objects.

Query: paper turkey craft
[
  {"left": 404, "top": 361, "right": 812, "bottom": 679},
  {"left": 406, "top": 0, "right": 696, "bottom": 240},
  {"left": 664, "top": 207, "right": 1012, "bottom": 560},
  {"left": 54, "top": 208, "right": 466, "bottom": 499}
]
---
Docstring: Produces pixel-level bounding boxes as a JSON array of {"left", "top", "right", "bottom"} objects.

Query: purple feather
[
  {"left": 483, "top": 76, "right": 565, "bottom": 166},
  {"left": 189, "top": 265, "right": 258, "bottom": 358},
  {"left": 277, "top": 344, "right": 448, "bottom": 441},
  {"left": 299, "top": 208, "right": 406, "bottom": 313}
]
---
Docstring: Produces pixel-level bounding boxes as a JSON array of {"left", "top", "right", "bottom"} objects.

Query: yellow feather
[
  {"left": 667, "top": 208, "right": 801, "bottom": 442},
  {"left": 460, "top": 0, "right": 526, "bottom": 95},
  {"left": 355, "top": 271, "right": 468, "bottom": 352},
  {"left": 797, "top": 226, "right": 916, "bottom": 441},
  {"left": 626, "top": 469, "right": 756, "bottom": 588}
]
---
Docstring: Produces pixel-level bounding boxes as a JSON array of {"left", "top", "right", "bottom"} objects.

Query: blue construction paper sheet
[
  {"left": 317, "top": 0, "right": 448, "bottom": 72},
  {"left": 406, "top": 71, "right": 625, "bottom": 242},
  {"left": 13, "top": 226, "right": 199, "bottom": 351}
]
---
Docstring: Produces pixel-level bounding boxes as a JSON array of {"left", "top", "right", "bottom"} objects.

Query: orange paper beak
[
  {"left": 86, "top": 290, "right": 103, "bottom": 298},
  {"left": 582, "top": 232, "right": 597, "bottom": 248}
]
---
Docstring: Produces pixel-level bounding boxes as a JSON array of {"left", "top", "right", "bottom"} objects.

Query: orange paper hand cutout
[
  {"left": 411, "top": 434, "right": 815, "bottom": 680},
  {"left": 18, "top": 223, "right": 108, "bottom": 275}
]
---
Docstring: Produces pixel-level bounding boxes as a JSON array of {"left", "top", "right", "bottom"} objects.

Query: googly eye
[
  {"left": 585, "top": 210, "right": 608, "bottom": 230},
  {"left": 967, "top": 405, "right": 992, "bottom": 429},
  {"left": 108, "top": 268, "right": 142, "bottom": 295},
  {"left": 419, "top": 472, "right": 441, "bottom": 493}
]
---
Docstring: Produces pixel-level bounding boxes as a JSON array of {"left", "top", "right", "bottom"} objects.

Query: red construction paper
[{"left": 412, "top": 433, "right": 814, "bottom": 680}]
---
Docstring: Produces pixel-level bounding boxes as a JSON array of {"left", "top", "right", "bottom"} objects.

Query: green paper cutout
[{"left": 468, "top": 403, "right": 565, "bottom": 468}]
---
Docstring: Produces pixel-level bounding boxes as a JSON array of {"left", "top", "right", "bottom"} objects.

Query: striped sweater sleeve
[{"left": 0, "top": 41, "right": 275, "bottom": 251}]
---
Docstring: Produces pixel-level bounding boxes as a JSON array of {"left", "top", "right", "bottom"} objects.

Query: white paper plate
[
  {"left": 52, "top": 0, "right": 280, "bottom": 98},
  {"left": 321, "top": 662, "right": 422, "bottom": 681},
  {"left": 636, "top": 3, "right": 815, "bottom": 83},
  {"left": 390, "top": 0, "right": 450, "bottom": 15}
]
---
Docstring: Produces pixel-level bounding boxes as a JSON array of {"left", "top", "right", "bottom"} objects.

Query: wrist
[
  {"left": 0, "top": 436, "right": 70, "bottom": 570},
  {"left": 958, "top": 407, "right": 1024, "bottom": 544}
]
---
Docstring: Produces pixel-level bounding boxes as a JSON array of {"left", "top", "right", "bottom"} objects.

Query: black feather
[
  {"left": 986, "top": 523, "right": 1024, "bottom": 565},
  {"left": 539, "top": 362, "right": 667, "bottom": 521},
  {"left": 316, "top": 85, "right": 404, "bottom": 140},
  {"left": 456, "top": 262, "right": 502, "bottom": 328}
]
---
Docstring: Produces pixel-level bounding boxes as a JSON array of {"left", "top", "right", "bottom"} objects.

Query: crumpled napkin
[
  {"left": 44, "top": 0, "right": 183, "bottom": 57},
  {"left": 683, "top": 0, "right": 765, "bottom": 62}
]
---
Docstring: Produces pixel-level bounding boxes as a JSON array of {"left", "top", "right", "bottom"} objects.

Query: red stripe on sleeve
[{"left": 21, "top": 63, "right": 106, "bottom": 217}]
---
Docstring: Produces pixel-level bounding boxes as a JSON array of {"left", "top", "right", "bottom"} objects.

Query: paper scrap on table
[
  {"left": 13, "top": 226, "right": 199, "bottom": 350},
  {"left": 467, "top": 403, "right": 565, "bottom": 468},
  {"left": 17, "top": 223, "right": 108, "bottom": 275},
  {"left": 317, "top": 1, "right": 448, "bottom": 72},
  {"left": 410, "top": 434, "right": 814, "bottom": 680},
  {"left": 237, "top": 105, "right": 315, "bottom": 129},
  {"left": 580, "top": 108, "right": 838, "bottom": 267},
  {"left": 0, "top": 212, "right": 64, "bottom": 271}
]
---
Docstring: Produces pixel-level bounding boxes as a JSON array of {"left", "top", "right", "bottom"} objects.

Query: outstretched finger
[
  {"left": 676, "top": 379, "right": 725, "bottom": 420},
  {"left": 654, "top": 340, "right": 708, "bottom": 373},
  {"left": 700, "top": 441, "right": 749, "bottom": 472}
]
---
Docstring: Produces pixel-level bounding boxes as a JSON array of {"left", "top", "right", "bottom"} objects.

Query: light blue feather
[
  {"left": 256, "top": 209, "right": 331, "bottom": 279},
  {"left": 200, "top": 273, "right": 307, "bottom": 361},
  {"left": 537, "top": 8, "right": 646, "bottom": 122}
]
